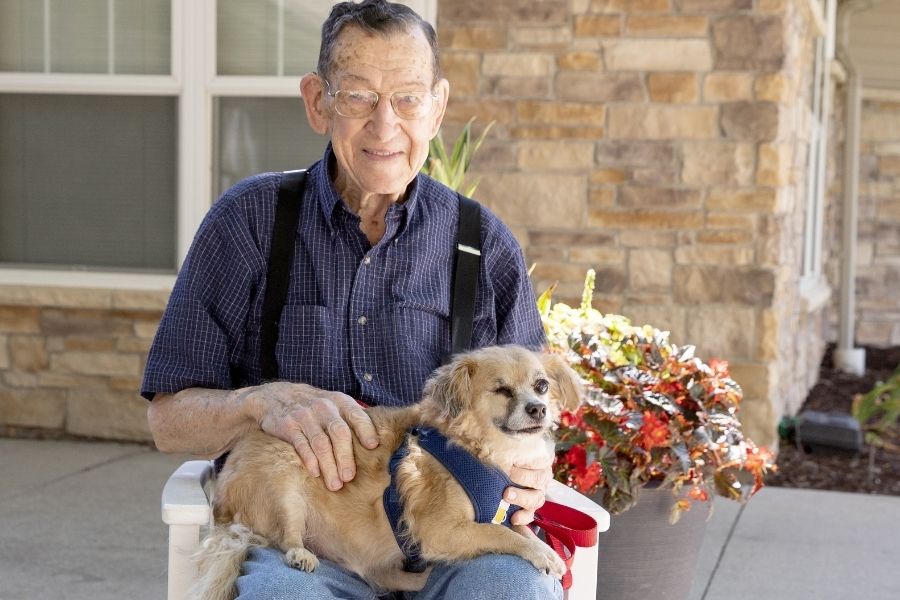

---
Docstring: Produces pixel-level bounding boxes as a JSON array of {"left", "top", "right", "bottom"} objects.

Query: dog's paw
[
  {"left": 523, "top": 540, "right": 567, "bottom": 580},
  {"left": 284, "top": 547, "right": 319, "bottom": 572}
]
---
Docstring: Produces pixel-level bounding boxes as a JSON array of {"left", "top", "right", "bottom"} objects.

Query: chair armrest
[
  {"left": 546, "top": 479, "right": 610, "bottom": 532},
  {"left": 546, "top": 480, "right": 610, "bottom": 600},
  {"left": 163, "top": 460, "right": 216, "bottom": 600},
  {"left": 161, "top": 460, "right": 215, "bottom": 526}
]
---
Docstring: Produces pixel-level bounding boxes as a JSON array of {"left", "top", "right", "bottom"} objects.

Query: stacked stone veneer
[
  {"left": 854, "top": 98, "right": 900, "bottom": 345},
  {"left": 439, "top": 0, "right": 830, "bottom": 446},
  {"left": 823, "top": 91, "right": 900, "bottom": 350},
  {"left": 0, "top": 289, "right": 165, "bottom": 442}
]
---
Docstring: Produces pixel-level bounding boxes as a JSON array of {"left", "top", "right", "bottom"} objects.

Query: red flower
[
  {"left": 638, "top": 411, "right": 670, "bottom": 449},
  {"left": 564, "top": 445, "right": 587, "bottom": 470},
  {"left": 560, "top": 409, "right": 584, "bottom": 429},
  {"left": 572, "top": 462, "right": 603, "bottom": 494}
]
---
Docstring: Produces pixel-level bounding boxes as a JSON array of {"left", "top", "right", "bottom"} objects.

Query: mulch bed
[{"left": 765, "top": 344, "right": 900, "bottom": 496}]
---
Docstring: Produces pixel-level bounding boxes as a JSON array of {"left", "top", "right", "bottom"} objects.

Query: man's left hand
[{"left": 504, "top": 457, "right": 553, "bottom": 526}]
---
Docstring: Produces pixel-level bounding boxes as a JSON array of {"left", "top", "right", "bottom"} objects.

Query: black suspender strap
[
  {"left": 449, "top": 194, "right": 482, "bottom": 358},
  {"left": 259, "top": 169, "right": 307, "bottom": 382},
  {"left": 259, "top": 174, "right": 481, "bottom": 377}
]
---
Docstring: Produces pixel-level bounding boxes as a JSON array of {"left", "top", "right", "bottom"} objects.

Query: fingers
[
  {"left": 296, "top": 399, "right": 352, "bottom": 491},
  {"left": 307, "top": 428, "right": 342, "bottom": 491},
  {"left": 511, "top": 509, "right": 536, "bottom": 527},
  {"left": 508, "top": 463, "right": 552, "bottom": 490},
  {"left": 254, "top": 384, "right": 377, "bottom": 492},
  {"left": 288, "top": 429, "right": 320, "bottom": 478},
  {"left": 506, "top": 462, "right": 552, "bottom": 525},
  {"left": 325, "top": 417, "right": 356, "bottom": 483},
  {"left": 339, "top": 399, "right": 380, "bottom": 450},
  {"left": 505, "top": 486, "right": 545, "bottom": 510}
]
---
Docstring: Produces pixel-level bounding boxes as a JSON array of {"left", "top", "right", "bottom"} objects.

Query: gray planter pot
[{"left": 592, "top": 484, "right": 708, "bottom": 600}]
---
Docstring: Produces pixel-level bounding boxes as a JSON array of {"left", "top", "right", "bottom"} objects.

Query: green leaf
[{"left": 421, "top": 118, "right": 496, "bottom": 195}]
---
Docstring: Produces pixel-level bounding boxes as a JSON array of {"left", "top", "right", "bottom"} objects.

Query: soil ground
[{"left": 765, "top": 345, "right": 900, "bottom": 496}]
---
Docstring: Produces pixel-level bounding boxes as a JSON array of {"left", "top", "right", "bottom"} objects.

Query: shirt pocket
[
  {"left": 276, "top": 304, "right": 333, "bottom": 386},
  {"left": 392, "top": 303, "right": 450, "bottom": 369}
]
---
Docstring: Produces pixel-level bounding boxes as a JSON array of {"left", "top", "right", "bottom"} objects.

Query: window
[
  {"left": 800, "top": 0, "right": 837, "bottom": 310},
  {"left": 0, "top": 93, "right": 176, "bottom": 270},
  {"left": 0, "top": 0, "right": 436, "bottom": 286},
  {"left": 0, "top": 0, "right": 176, "bottom": 278}
]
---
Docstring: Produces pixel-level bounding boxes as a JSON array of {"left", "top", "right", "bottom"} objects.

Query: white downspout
[{"left": 833, "top": 0, "right": 874, "bottom": 376}]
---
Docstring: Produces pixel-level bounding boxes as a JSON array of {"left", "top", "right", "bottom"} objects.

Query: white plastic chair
[{"left": 162, "top": 460, "right": 610, "bottom": 600}]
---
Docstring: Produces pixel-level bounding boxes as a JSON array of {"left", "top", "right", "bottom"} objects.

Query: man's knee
[
  {"left": 235, "top": 547, "right": 376, "bottom": 600},
  {"left": 236, "top": 547, "right": 311, "bottom": 600},
  {"left": 432, "top": 553, "right": 563, "bottom": 600}
]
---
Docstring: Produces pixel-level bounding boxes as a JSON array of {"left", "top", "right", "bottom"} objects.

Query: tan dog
[{"left": 192, "top": 345, "right": 582, "bottom": 599}]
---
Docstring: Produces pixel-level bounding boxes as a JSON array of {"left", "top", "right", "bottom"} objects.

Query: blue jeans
[{"left": 236, "top": 546, "right": 563, "bottom": 600}]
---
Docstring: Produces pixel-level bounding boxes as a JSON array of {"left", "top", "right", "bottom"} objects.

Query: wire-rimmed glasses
[{"left": 323, "top": 79, "right": 438, "bottom": 120}]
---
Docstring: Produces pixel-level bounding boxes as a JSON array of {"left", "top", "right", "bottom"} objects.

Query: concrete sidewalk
[{"left": 1, "top": 437, "right": 898, "bottom": 600}]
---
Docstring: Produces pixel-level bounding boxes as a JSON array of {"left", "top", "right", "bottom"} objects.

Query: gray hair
[{"left": 317, "top": 0, "right": 441, "bottom": 84}]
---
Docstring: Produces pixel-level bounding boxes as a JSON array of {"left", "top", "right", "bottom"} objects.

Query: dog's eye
[
  {"left": 494, "top": 385, "right": 514, "bottom": 398},
  {"left": 534, "top": 379, "right": 549, "bottom": 395}
]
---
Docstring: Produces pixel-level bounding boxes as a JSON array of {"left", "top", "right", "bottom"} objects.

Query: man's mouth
[{"left": 364, "top": 149, "right": 401, "bottom": 158}]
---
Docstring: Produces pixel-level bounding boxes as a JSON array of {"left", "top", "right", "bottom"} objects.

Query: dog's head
[{"left": 420, "top": 345, "right": 582, "bottom": 459}]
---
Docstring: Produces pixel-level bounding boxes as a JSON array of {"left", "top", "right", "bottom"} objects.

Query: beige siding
[{"left": 849, "top": 2, "right": 900, "bottom": 90}]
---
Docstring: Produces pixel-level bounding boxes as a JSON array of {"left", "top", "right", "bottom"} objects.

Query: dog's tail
[{"left": 189, "top": 523, "right": 268, "bottom": 600}]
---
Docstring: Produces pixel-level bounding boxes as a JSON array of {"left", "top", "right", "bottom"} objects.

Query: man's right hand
[{"left": 247, "top": 382, "right": 380, "bottom": 491}]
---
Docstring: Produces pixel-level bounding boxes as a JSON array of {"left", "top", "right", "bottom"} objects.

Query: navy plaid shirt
[{"left": 141, "top": 147, "right": 544, "bottom": 407}]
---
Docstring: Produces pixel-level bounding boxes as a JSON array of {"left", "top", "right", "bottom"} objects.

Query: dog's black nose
[{"left": 525, "top": 402, "right": 546, "bottom": 420}]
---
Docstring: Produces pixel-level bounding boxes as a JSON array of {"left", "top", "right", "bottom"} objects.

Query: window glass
[
  {"left": 113, "top": 0, "right": 170, "bottom": 74},
  {"left": 216, "top": 0, "right": 330, "bottom": 76},
  {"left": 216, "top": 97, "right": 328, "bottom": 197},
  {"left": 0, "top": 0, "right": 45, "bottom": 71},
  {"left": 0, "top": 0, "right": 170, "bottom": 74},
  {"left": 0, "top": 94, "right": 177, "bottom": 271}
]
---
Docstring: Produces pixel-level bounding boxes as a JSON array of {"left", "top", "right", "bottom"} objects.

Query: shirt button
[
  {"left": 358, "top": 315, "right": 368, "bottom": 326},
  {"left": 363, "top": 256, "right": 371, "bottom": 265},
  {"left": 363, "top": 372, "right": 373, "bottom": 382}
]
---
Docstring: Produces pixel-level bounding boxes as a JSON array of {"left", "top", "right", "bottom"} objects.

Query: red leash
[{"left": 533, "top": 501, "right": 599, "bottom": 590}]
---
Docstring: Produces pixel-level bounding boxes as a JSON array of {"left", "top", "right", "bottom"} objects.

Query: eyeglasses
[{"left": 323, "top": 79, "right": 437, "bottom": 120}]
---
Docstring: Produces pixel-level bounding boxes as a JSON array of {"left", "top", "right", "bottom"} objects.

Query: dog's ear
[
  {"left": 422, "top": 355, "right": 476, "bottom": 421},
  {"left": 540, "top": 353, "right": 583, "bottom": 412}
]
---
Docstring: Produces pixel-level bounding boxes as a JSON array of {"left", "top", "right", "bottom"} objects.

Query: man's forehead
[{"left": 330, "top": 27, "right": 433, "bottom": 83}]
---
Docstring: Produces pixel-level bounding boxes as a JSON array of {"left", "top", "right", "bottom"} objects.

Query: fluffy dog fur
[{"left": 192, "top": 345, "right": 582, "bottom": 599}]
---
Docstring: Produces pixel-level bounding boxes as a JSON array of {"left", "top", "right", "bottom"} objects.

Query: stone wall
[
  {"left": 823, "top": 91, "right": 900, "bottom": 350},
  {"left": 438, "top": 0, "right": 831, "bottom": 446},
  {"left": 0, "top": 288, "right": 164, "bottom": 442},
  {"left": 855, "top": 97, "right": 900, "bottom": 345}
]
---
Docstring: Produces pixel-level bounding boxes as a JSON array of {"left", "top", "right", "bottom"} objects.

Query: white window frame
[
  {"left": 0, "top": 0, "right": 436, "bottom": 291},
  {"left": 799, "top": 0, "right": 837, "bottom": 312}
]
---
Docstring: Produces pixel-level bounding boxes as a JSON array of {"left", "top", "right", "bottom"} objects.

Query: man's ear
[
  {"left": 540, "top": 353, "right": 583, "bottom": 413},
  {"left": 427, "top": 78, "right": 450, "bottom": 140},
  {"left": 300, "top": 73, "right": 331, "bottom": 135},
  {"left": 422, "top": 354, "right": 474, "bottom": 421}
]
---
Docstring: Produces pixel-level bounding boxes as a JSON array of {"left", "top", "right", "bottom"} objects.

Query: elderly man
[{"left": 142, "top": 1, "right": 559, "bottom": 598}]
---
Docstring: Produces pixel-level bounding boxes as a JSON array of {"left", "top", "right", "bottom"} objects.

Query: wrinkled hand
[
  {"left": 504, "top": 456, "right": 553, "bottom": 526},
  {"left": 249, "top": 382, "right": 379, "bottom": 491}
]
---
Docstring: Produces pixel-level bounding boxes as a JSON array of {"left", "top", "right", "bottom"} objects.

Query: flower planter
[{"left": 593, "top": 484, "right": 708, "bottom": 600}]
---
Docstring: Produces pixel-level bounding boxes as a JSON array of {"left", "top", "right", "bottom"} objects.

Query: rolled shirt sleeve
[{"left": 140, "top": 181, "right": 269, "bottom": 400}]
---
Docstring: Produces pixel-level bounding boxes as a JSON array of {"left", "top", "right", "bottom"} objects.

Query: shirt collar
[{"left": 313, "top": 143, "right": 421, "bottom": 237}]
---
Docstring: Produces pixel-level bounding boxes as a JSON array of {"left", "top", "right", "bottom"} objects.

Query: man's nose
[
  {"left": 367, "top": 95, "right": 400, "bottom": 136},
  {"left": 525, "top": 402, "right": 546, "bottom": 421}
]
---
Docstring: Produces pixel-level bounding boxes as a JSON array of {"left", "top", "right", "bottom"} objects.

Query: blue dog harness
[{"left": 382, "top": 427, "right": 524, "bottom": 572}]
